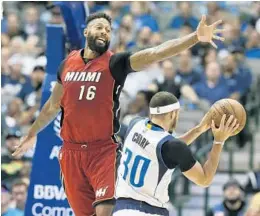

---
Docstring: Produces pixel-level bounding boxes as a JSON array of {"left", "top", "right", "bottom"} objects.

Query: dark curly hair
[{"left": 86, "top": 12, "right": 112, "bottom": 26}]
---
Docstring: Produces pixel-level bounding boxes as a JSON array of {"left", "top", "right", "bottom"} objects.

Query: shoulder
[
  {"left": 165, "top": 138, "right": 187, "bottom": 149},
  {"left": 124, "top": 117, "right": 145, "bottom": 139},
  {"left": 64, "top": 49, "right": 82, "bottom": 63},
  {"left": 110, "top": 52, "right": 132, "bottom": 63},
  {"left": 68, "top": 49, "right": 81, "bottom": 57}
]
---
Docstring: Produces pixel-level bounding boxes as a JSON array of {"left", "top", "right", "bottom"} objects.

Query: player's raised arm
[
  {"left": 182, "top": 115, "right": 239, "bottom": 187},
  {"left": 129, "top": 15, "right": 225, "bottom": 71},
  {"left": 12, "top": 81, "right": 63, "bottom": 157}
]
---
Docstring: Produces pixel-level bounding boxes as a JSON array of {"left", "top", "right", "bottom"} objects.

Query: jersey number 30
[
  {"left": 78, "top": 85, "right": 96, "bottom": 100},
  {"left": 122, "top": 148, "right": 151, "bottom": 187}
]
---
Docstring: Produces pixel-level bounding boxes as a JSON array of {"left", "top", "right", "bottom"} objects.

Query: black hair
[
  {"left": 33, "top": 65, "right": 45, "bottom": 72},
  {"left": 149, "top": 91, "right": 178, "bottom": 108},
  {"left": 86, "top": 12, "right": 112, "bottom": 27}
]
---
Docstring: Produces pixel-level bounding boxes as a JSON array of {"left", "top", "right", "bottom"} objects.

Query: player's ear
[
  {"left": 171, "top": 111, "right": 175, "bottom": 119},
  {"left": 84, "top": 28, "right": 88, "bottom": 37}
]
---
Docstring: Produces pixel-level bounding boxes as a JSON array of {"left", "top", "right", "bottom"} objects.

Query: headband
[{"left": 149, "top": 102, "right": 180, "bottom": 115}]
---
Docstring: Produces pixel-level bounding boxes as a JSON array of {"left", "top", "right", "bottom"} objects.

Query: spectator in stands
[
  {"left": 3, "top": 98, "right": 23, "bottom": 129},
  {"left": 19, "top": 66, "right": 45, "bottom": 126},
  {"left": 130, "top": 1, "right": 159, "bottom": 32},
  {"left": 131, "top": 26, "right": 153, "bottom": 52},
  {"left": 221, "top": 53, "right": 252, "bottom": 103},
  {"left": 1, "top": 47, "right": 11, "bottom": 75},
  {"left": 86, "top": 2, "right": 107, "bottom": 14},
  {"left": 49, "top": 6, "right": 63, "bottom": 25},
  {"left": 19, "top": 161, "right": 32, "bottom": 183},
  {"left": 150, "top": 32, "right": 162, "bottom": 47},
  {"left": 179, "top": 23, "right": 193, "bottom": 37},
  {"left": 114, "top": 23, "right": 135, "bottom": 52},
  {"left": 25, "top": 66, "right": 44, "bottom": 109},
  {"left": 218, "top": 21, "right": 246, "bottom": 50},
  {"left": 122, "top": 90, "right": 154, "bottom": 126},
  {"left": 120, "top": 14, "right": 136, "bottom": 38},
  {"left": 11, "top": 181, "right": 28, "bottom": 212},
  {"left": 109, "top": 2, "right": 129, "bottom": 29},
  {"left": 246, "top": 30, "right": 260, "bottom": 50},
  {"left": 2, "top": 55, "right": 33, "bottom": 104},
  {"left": 192, "top": 62, "right": 230, "bottom": 106},
  {"left": 245, "top": 163, "right": 260, "bottom": 194},
  {"left": 1, "top": 33, "right": 10, "bottom": 47},
  {"left": 207, "top": 179, "right": 247, "bottom": 216},
  {"left": 9, "top": 37, "right": 25, "bottom": 57},
  {"left": 1, "top": 129, "right": 25, "bottom": 183},
  {"left": 134, "top": 90, "right": 154, "bottom": 117},
  {"left": 169, "top": 2, "right": 199, "bottom": 31},
  {"left": 1, "top": 184, "right": 23, "bottom": 216},
  {"left": 6, "top": 13, "right": 26, "bottom": 39},
  {"left": 206, "top": 2, "right": 220, "bottom": 24},
  {"left": 195, "top": 47, "right": 218, "bottom": 73},
  {"left": 22, "top": 5, "right": 45, "bottom": 40},
  {"left": 149, "top": 60, "right": 198, "bottom": 102},
  {"left": 121, "top": 101, "right": 140, "bottom": 126},
  {"left": 201, "top": 48, "right": 217, "bottom": 71},
  {"left": 176, "top": 50, "right": 201, "bottom": 85},
  {"left": 245, "top": 192, "right": 260, "bottom": 216}
]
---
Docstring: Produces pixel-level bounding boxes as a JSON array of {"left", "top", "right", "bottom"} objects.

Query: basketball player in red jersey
[{"left": 13, "top": 13, "right": 225, "bottom": 216}]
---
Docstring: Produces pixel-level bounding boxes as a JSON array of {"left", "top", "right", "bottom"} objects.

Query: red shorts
[{"left": 59, "top": 139, "right": 119, "bottom": 216}]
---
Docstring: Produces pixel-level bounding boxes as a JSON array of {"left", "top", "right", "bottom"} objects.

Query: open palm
[{"left": 197, "top": 15, "right": 225, "bottom": 48}]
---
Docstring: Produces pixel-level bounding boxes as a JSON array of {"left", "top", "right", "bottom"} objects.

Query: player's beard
[{"left": 87, "top": 34, "right": 110, "bottom": 55}]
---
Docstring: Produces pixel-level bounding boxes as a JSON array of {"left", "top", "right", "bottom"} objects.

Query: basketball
[{"left": 210, "top": 99, "right": 247, "bottom": 136}]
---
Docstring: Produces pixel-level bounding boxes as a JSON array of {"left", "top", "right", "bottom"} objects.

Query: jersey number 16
[
  {"left": 78, "top": 85, "right": 96, "bottom": 100},
  {"left": 122, "top": 148, "right": 151, "bottom": 188}
]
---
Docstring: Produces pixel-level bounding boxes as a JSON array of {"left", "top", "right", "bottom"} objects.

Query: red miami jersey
[{"left": 57, "top": 49, "right": 134, "bottom": 143}]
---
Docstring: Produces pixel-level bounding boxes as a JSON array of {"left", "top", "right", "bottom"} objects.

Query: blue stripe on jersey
[
  {"left": 156, "top": 135, "right": 174, "bottom": 185},
  {"left": 114, "top": 198, "right": 169, "bottom": 216}
]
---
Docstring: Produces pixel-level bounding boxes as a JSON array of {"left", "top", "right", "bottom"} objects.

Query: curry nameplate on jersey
[{"left": 132, "top": 132, "right": 150, "bottom": 149}]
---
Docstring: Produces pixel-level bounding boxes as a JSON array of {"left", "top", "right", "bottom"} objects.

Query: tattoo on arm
[{"left": 130, "top": 32, "right": 198, "bottom": 71}]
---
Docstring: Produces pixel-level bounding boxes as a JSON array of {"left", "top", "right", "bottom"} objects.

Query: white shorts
[{"left": 113, "top": 198, "right": 169, "bottom": 216}]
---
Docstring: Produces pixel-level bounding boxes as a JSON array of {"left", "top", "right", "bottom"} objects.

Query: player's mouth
[{"left": 96, "top": 38, "right": 106, "bottom": 45}]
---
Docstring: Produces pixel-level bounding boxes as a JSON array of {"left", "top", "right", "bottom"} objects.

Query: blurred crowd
[{"left": 1, "top": 1, "right": 260, "bottom": 215}]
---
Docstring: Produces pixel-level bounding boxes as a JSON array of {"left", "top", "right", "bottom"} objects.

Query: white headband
[{"left": 149, "top": 102, "right": 180, "bottom": 115}]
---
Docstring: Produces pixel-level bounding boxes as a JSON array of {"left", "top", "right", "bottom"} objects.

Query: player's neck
[
  {"left": 84, "top": 47, "right": 100, "bottom": 60},
  {"left": 150, "top": 118, "right": 168, "bottom": 132}
]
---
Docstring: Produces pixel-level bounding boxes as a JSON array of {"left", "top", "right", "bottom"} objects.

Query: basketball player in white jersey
[{"left": 114, "top": 91, "right": 239, "bottom": 216}]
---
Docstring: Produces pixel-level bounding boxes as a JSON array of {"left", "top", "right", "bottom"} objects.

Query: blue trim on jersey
[
  {"left": 145, "top": 119, "right": 165, "bottom": 132},
  {"left": 114, "top": 198, "right": 169, "bottom": 216},
  {"left": 156, "top": 135, "right": 174, "bottom": 186},
  {"left": 124, "top": 117, "right": 144, "bottom": 140}
]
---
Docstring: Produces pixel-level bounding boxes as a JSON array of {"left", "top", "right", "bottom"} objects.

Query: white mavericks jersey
[{"left": 116, "top": 118, "right": 175, "bottom": 208}]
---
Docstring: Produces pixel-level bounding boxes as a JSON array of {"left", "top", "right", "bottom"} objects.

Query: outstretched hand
[
  {"left": 12, "top": 135, "right": 36, "bottom": 158},
  {"left": 196, "top": 15, "right": 225, "bottom": 48}
]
